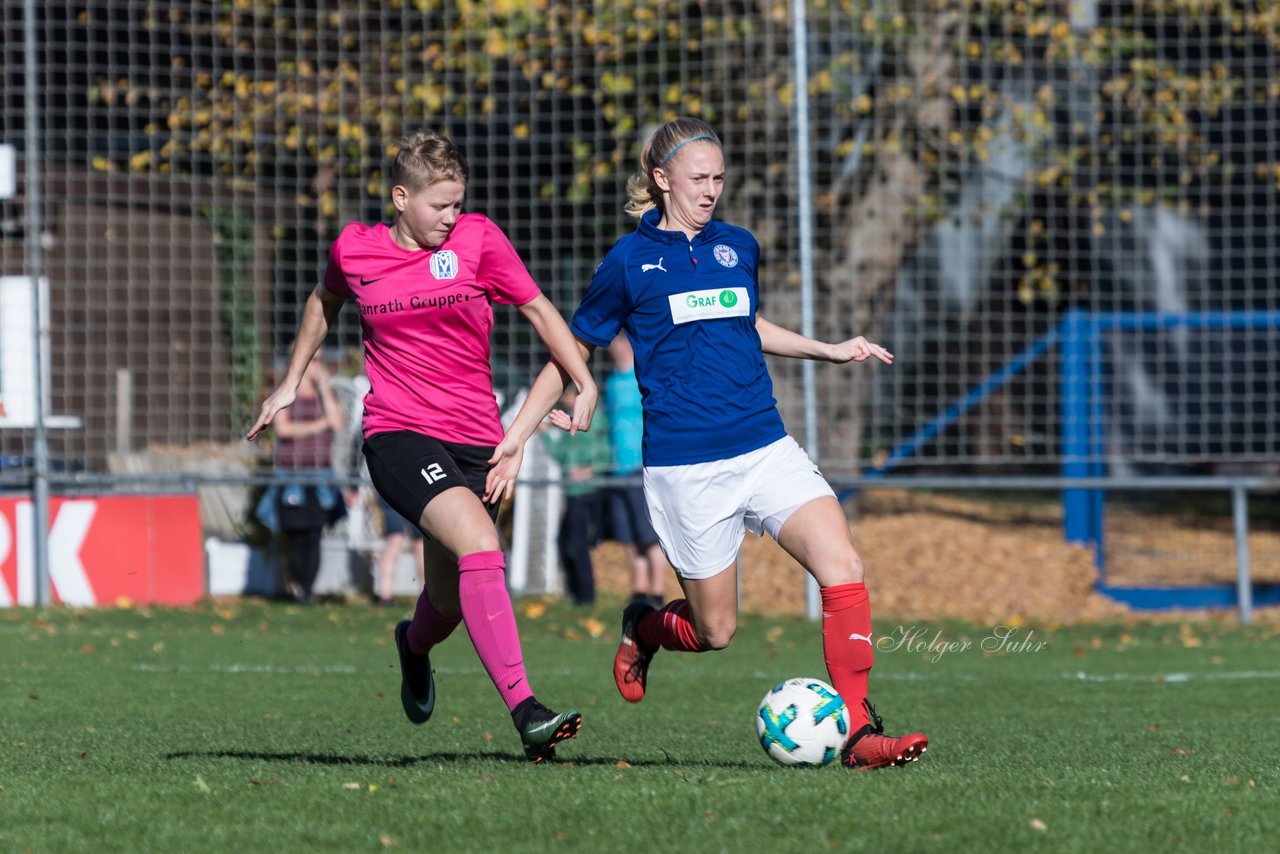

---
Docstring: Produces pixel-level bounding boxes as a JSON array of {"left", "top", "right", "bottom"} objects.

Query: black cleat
[
  {"left": 394, "top": 619, "right": 435, "bottom": 724},
  {"left": 516, "top": 701, "right": 582, "bottom": 763}
]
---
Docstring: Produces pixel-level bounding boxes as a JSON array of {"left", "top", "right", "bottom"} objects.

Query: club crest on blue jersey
[
  {"left": 430, "top": 249, "right": 459, "bottom": 280},
  {"left": 713, "top": 244, "right": 739, "bottom": 268}
]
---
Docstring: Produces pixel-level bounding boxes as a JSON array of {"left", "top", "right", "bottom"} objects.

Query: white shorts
[{"left": 643, "top": 435, "right": 836, "bottom": 580}]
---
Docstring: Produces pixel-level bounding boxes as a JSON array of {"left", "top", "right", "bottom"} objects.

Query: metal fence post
[
  {"left": 24, "top": 0, "right": 52, "bottom": 607},
  {"left": 1232, "top": 485, "right": 1252, "bottom": 624}
]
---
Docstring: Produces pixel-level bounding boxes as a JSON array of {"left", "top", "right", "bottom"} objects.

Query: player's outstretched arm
[
  {"left": 518, "top": 295, "right": 599, "bottom": 430},
  {"left": 485, "top": 296, "right": 598, "bottom": 504},
  {"left": 246, "top": 284, "right": 346, "bottom": 440},
  {"left": 755, "top": 315, "right": 893, "bottom": 366}
]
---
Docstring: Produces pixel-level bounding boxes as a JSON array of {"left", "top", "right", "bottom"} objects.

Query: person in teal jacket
[{"left": 542, "top": 385, "right": 613, "bottom": 604}]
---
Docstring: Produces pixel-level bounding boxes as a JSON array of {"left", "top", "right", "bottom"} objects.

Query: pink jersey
[{"left": 322, "top": 214, "right": 541, "bottom": 444}]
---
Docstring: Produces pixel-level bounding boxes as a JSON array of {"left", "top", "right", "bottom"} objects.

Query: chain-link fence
[{"left": 1, "top": 2, "right": 1278, "bottom": 599}]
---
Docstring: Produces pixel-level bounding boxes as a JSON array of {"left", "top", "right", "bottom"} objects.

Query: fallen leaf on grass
[
  {"left": 616, "top": 760, "right": 631, "bottom": 769},
  {"left": 194, "top": 776, "right": 212, "bottom": 793},
  {"left": 342, "top": 782, "right": 361, "bottom": 790},
  {"left": 1029, "top": 818, "right": 1047, "bottom": 832},
  {"left": 379, "top": 835, "right": 397, "bottom": 848}
]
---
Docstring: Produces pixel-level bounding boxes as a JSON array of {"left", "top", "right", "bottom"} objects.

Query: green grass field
[{"left": 2, "top": 598, "right": 1276, "bottom": 852}]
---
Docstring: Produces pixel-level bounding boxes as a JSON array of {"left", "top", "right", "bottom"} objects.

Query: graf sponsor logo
[{"left": 668, "top": 286, "right": 749, "bottom": 324}]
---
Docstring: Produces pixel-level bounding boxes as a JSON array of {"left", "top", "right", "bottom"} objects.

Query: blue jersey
[{"left": 572, "top": 209, "right": 786, "bottom": 466}]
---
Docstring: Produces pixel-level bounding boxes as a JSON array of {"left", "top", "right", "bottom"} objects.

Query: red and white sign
[{"left": 0, "top": 494, "right": 204, "bottom": 607}]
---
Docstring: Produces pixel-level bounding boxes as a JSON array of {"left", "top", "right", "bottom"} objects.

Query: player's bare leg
[
  {"left": 398, "top": 487, "right": 580, "bottom": 761},
  {"left": 775, "top": 496, "right": 927, "bottom": 770}
]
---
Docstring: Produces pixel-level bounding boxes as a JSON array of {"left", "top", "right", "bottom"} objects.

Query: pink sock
[
  {"left": 637, "top": 599, "right": 707, "bottom": 653},
  {"left": 457, "top": 551, "right": 533, "bottom": 712},
  {"left": 406, "top": 589, "right": 461, "bottom": 656}
]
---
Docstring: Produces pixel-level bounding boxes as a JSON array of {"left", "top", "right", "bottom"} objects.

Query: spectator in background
[
  {"left": 266, "top": 353, "right": 347, "bottom": 604},
  {"left": 604, "top": 333, "right": 670, "bottom": 609},
  {"left": 542, "top": 384, "right": 613, "bottom": 605},
  {"left": 374, "top": 493, "right": 424, "bottom": 606}
]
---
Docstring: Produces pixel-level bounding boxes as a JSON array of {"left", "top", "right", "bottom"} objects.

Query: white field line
[
  {"left": 111, "top": 663, "right": 1280, "bottom": 684},
  {"left": 751, "top": 669, "right": 1280, "bottom": 684}
]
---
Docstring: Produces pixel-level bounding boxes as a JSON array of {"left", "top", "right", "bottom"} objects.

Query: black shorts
[{"left": 363, "top": 431, "right": 499, "bottom": 536}]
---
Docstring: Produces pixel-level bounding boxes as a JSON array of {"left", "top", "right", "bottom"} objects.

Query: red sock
[
  {"left": 636, "top": 599, "right": 707, "bottom": 653},
  {"left": 821, "top": 582, "right": 875, "bottom": 729}
]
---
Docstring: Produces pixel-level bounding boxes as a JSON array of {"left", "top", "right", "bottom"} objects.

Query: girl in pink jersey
[{"left": 248, "top": 130, "right": 596, "bottom": 762}]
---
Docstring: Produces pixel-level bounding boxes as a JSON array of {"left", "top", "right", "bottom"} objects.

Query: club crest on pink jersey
[{"left": 431, "top": 249, "right": 459, "bottom": 280}]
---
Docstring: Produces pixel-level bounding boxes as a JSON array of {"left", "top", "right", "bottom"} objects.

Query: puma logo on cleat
[
  {"left": 641, "top": 258, "right": 666, "bottom": 273},
  {"left": 848, "top": 632, "right": 873, "bottom": 645}
]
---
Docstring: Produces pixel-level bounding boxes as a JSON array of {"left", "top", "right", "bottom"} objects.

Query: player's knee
[
  {"left": 847, "top": 551, "right": 865, "bottom": 582},
  {"left": 817, "top": 551, "right": 865, "bottom": 586},
  {"left": 696, "top": 619, "right": 737, "bottom": 650}
]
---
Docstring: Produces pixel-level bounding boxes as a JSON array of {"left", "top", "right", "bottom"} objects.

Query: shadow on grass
[{"left": 164, "top": 749, "right": 757, "bottom": 770}]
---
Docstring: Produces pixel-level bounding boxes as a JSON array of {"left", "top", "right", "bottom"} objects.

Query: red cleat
[
  {"left": 841, "top": 700, "right": 928, "bottom": 770},
  {"left": 612, "top": 601, "right": 657, "bottom": 703}
]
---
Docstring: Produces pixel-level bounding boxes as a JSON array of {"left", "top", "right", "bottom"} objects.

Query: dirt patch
[{"left": 588, "top": 489, "right": 1280, "bottom": 624}]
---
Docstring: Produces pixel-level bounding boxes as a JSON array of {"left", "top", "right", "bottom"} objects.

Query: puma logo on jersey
[{"left": 641, "top": 258, "right": 666, "bottom": 273}]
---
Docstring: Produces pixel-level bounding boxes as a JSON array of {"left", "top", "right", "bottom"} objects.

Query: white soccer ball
[{"left": 755, "top": 677, "right": 851, "bottom": 767}]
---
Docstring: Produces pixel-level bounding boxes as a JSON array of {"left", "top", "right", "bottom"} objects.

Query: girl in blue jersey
[{"left": 489, "top": 117, "right": 927, "bottom": 770}]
